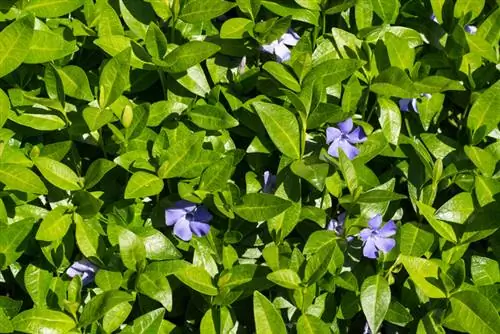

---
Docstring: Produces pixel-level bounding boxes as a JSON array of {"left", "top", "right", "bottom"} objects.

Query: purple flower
[
  {"left": 66, "top": 259, "right": 98, "bottom": 286},
  {"left": 399, "top": 93, "right": 432, "bottom": 113},
  {"left": 430, "top": 13, "right": 438, "bottom": 23},
  {"left": 326, "top": 118, "right": 367, "bottom": 160},
  {"left": 262, "top": 170, "right": 277, "bottom": 194},
  {"left": 464, "top": 24, "right": 477, "bottom": 35},
  {"left": 359, "top": 215, "right": 397, "bottom": 259},
  {"left": 261, "top": 29, "right": 300, "bottom": 63},
  {"left": 165, "top": 200, "right": 212, "bottom": 241},
  {"left": 327, "top": 212, "right": 346, "bottom": 235}
]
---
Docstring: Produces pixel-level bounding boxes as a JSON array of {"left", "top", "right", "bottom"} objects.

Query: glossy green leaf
[
  {"left": 12, "top": 309, "right": 76, "bottom": 334},
  {"left": 99, "top": 48, "right": 131, "bottom": 108},
  {"left": 0, "top": 164, "right": 47, "bottom": 194},
  {"left": 187, "top": 105, "right": 239, "bottom": 130},
  {"left": 174, "top": 265, "right": 218, "bottom": 296},
  {"left": 34, "top": 157, "right": 82, "bottom": 191},
  {"left": 297, "top": 314, "right": 331, "bottom": 334},
  {"left": 467, "top": 80, "right": 500, "bottom": 143},
  {"left": 447, "top": 291, "right": 500, "bottom": 334},
  {"left": 360, "top": 275, "right": 391, "bottom": 333},
  {"left": 24, "top": 0, "right": 84, "bottom": 17},
  {"left": 267, "top": 269, "right": 301, "bottom": 289},
  {"left": 36, "top": 206, "right": 72, "bottom": 241},
  {"left": 253, "top": 101, "right": 301, "bottom": 159},
  {"left": 378, "top": 97, "right": 402, "bottom": 145},
  {"left": 24, "top": 29, "right": 77, "bottom": 64},
  {"left": 234, "top": 193, "right": 292, "bottom": 222},
  {"left": 162, "top": 41, "right": 220, "bottom": 73},
  {"left": 79, "top": 290, "right": 134, "bottom": 327},
  {"left": 435, "top": 192, "right": 474, "bottom": 224},
  {"left": 399, "top": 222, "right": 435, "bottom": 257},
  {"left": 253, "top": 291, "right": 287, "bottom": 334},
  {"left": 137, "top": 271, "right": 172, "bottom": 311},
  {"left": 179, "top": 0, "right": 236, "bottom": 23},
  {"left": 0, "top": 15, "right": 34, "bottom": 78},
  {"left": 124, "top": 171, "right": 164, "bottom": 199}
]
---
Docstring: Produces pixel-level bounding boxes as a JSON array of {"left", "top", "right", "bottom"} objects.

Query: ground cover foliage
[{"left": 0, "top": 0, "right": 498, "bottom": 333}]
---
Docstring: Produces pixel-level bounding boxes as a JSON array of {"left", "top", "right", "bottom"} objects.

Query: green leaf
[
  {"left": 385, "top": 300, "right": 413, "bottom": 327},
  {"left": 0, "top": 309, "right": 13, "bottom": 333},
  {"left": 99, "top": 48, "right": 131, "bottom": 108},
  {"left": 435, "top": 192, "right": 474, "bottom": 224},
  {"left": 95, "top": 270, "right": 122, "bottom": 291},
  {"left": 471, "top": 256, "right": 500, "bottom": 286},
  {"left": 0, "top": 15, "right": 34, "bottom": 78},
  {"left": 75, "top": 215, "right": 104, "bottom": 260},
  {"left": 378, "top": 97, "right": 401, "bottom": 145},
  {"left": 84, "top": 159, "right": 116, "bottom": 189},
  {"left": 157, "top": 131, "right": 205, "bottom": 179},
  {"left": 400, "top": 255, "right": 446, "bottom": 298},
  {"left": 121, "top": 309, "right": 165, "bottom": 334},
  {"left": 187, "top": 105, "right": 239, "bottom": 130},
  {"left": 475, "top": 176, "right": 500, "bottom": 207},
  {"left": 139, "top": 228, "right": 182, "bottom": 261},
  {"left": 102, "top": 302, "right": 133, "bottom": 333},
  {"left": 304, "top": 242, "right": 336, "bottom": 285},
  {"left": 267, "top": 269, "right": 301, "bottom": 289},
  {"left": 253, "top": 291, "right": 287, "bottom": 334},
  {"left": 414, "top": 76, "right": 466, "bottom": 93},
  {"left": 24, "top": 0, "right": 84, "bottom": 17},
  {"left": 179, "top": 0, "right": 236, "bottom": 23},
  {"left": 174, "top": 265, "right": 218, "bottom": 296},
  {"left": 34, "top": 157, "right": 82, "bottom": 191},
  {"left": 8, "top": 111, "right": 66, "bottom": 131},
  {"left": 124, "top": 171, "right": 164, "bottom": 199},
  {"left": 454, "top": 0, "right": 484, "bottom": 20},
  {"left": 464, "top": 145, "right": 496, "bottom": 177},
  {"left": 36, "top": 206, "right": 72, "bottom": 241},
  {"left": 0, "top": 163, "right": 47, "bottom": 194},
  {"left": 447, "top": 291, "right": 500, "bottom": 334},
  {"left": 370, "top": 67, "right": 415, "bottom": 98},
  {"left": 371, "top": 0, "right": 399, "bottom": 23},
  {"left": 399, "top": 222, "right": 435, "bottom": 257},
  {"left": 467, "top": 80, "right": 500, "bottom": 143},
  {"left": 417, "top": 201, "right": 457, "bottom": 243},
  {"left": 24, "top": 264, "right": 52, "bottom": 307},
  {"left": 56, "top": 65, "right": 93, "bottom": 101},
  {"left": 0, "top": 219, "right": 35, "bottom": 269},
  {"left": 0, "top": 88, "right": 10, "bottom": 129},
  {"left": 297, "top": 314, "right": 331, "bottom": 334},
  {"left": 385, "top": 33, "right": 414, "bottom": 70},
  {"left": 199, "top": 155, "right": 234, "bottom": 192},
  {"left": 24, "top": 29, "right": 77, "bottom": 64},
  {"left": 117, "top": 226, "right": 146, "bottom": 271},
  {"left": 200, "top": 307, "right": 235, "bottom": 334},
  {"left": 253, "top": 101, "right": 301, "bottom": 159},
  {"left": 145, "top": 22, "right": 167, "bottom": 60},
  {"left": 83, "top": 107, "right": 114, "bottom": 132},
  {"left": 234, "top": 193, "right": 292, "bottom": 222},
  {"left": 357, "top": 189, "right": 406, "bottom": 203},
  {"left": 339, "top": 150, "right": 358, "bottom": 194},
  {"left": 263, "top": 62, "right": 301, "bottom": 92},
  {"left": 137, "top": 271, "right": 172, "bottom": 311},
  {"left": 220, "top": 17, "right": 253, "bottom": 39},
  {"left": 360, "top": 275, "right": 391, "bottom": 333},
  {"left": 290, "top": 159, "right": 329, "bottom": 191},
  {"left": 12, "top": 309, "right": 76, "bottom": 334},
  {"left": 79, "top": 290, "right": 134, "bottom": 327},
  {"left": 162, "top": 41, "right": 220, "bottom": 73}
]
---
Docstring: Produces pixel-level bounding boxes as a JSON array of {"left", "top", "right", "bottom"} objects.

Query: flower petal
[
  {"left": 261, "top": 40, "right": 278, "bottom": 54},
  {"left": 368, "top": 214, "right": 383, "bottom": 230},
  {"left": 166, "top": 200, "right": 196, "bottom": 226},
  {"left": 398, "top": 99, "right": 412, "bottom": 112},
  {"left": 464, "top": 24, "right": 477, "bottom": 35},
  {"left": 327, "top": 139, "right": 341, "bottom": 158},
  {"left": 338, "top": 140, "right": 359, "bottom": 160},
  {"left": 363, "top": 237, "right": 378, "bottom": 259},
  {"left": 280, "top": 29, "right": 300, "bottom": 46},
  {"left": 81, "top": 272, "right": 95, "bottom": 286},
  {"left": 411, "top": 98, "right": 419, "bottom": 113},
  {"left": 274, "top": 43, "right": 291, "bottom": 62},
  {"left": 378, "top": 220, "right": 397, "bottom": 237},
  {"left": 338, "top": 118, "right": 353, "bottom": 134},
  {"left": 192, "top": 206, "right": 213, "bottom": 223},
  {"left": 359, "top": 228, "right": 372, "bottom": 241},
  {"left": 337, "top": 212, "right": 346, "bottom": 225},
  {"left": 326, "top": 219, "right": 336, "bottom": 231},
  {"left": 69, "top": 259, "right": 97, "bottom": 273},
  {"left": 373, "top": 236, "right": 396, "bottom": 253},
  {"left": 263, "top": 171, "right": 276, "bottom": 193},
  {"left": 173, "top": 218, "right": 193, "bottom": 241},
  {"left": 326, "top": 127, "right": 342, "bottom": 144},
  {"left": 190, "top": 221, "right": 211, "bottom": 237},
  {"left": 346, "top": 126, "right": 367, "bottom": 144}
]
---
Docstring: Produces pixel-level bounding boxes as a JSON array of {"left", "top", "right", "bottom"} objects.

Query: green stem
[
  {"left": 158, "top": 68, "right": 168, "bottom": 100},
  {"left": 321, "top": 11, "right": 326, "bottom": 36},
  {"left": 98, "top": 128, "right": 107, "bottom": 159}
]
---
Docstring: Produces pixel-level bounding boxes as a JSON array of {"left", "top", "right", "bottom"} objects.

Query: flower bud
[
  {"left": 30, "top": 145, "right": 40, "bottom": 159},
  {"left": 121, "top": 105, "right": 133, "bottom": 128}
]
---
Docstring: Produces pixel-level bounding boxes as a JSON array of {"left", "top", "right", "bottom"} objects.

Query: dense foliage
[{"left": 0, "top": 0, "right": 499, "bottom": 333}]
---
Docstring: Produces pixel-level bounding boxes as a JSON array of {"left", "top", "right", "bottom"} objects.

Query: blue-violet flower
[
  {"left": 359, "top": 214, "right": 397, "bottom": 259},
  {"left": 262, "top": 170, "right": 277, "bottom": 194},
  {"left": 261, "top": 29, "right": 300, "bottom": 63},
  {"left": 327, "top": 212, "right": 346, "bottom": 235},
  {"left": 66, "top": 259, "right": 98, "bottom": 285},
  {"left": 165, "top": 200, "right": 212, "bottom": 241},
  {"left": 464, "top": 24, "right": 477, "bottom": 35},
  {"left": 399, "top": 93, "right": 432, "bottom": 113},
  {"left": 326, "top": 118, "right": 367, "bottom": 160}
]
